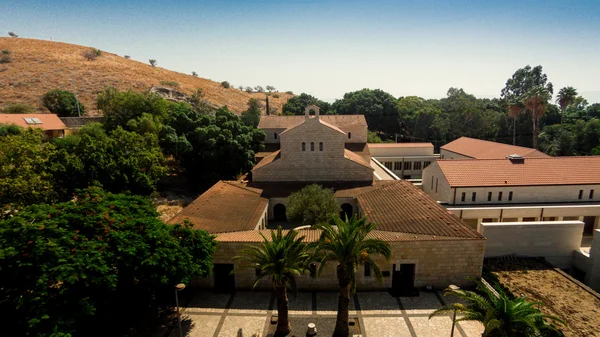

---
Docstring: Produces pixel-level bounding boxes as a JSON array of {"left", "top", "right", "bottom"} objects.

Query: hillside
[{"left": 0, "top": 38, "right": 292, "bottom": 115}]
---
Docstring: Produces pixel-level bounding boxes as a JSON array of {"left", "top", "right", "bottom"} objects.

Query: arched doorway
[
  {"left": 274, "top": 204, "right": 287, "bottom": 221},
  {"left": 340, "top": 203, "right": 353, "bottom": 220}
]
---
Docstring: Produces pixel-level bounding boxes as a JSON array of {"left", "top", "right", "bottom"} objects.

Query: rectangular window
[
  {"left": 319, "top": 142, "right": 323, "bottom": 151},
  {"left": 435, "top": 178, "right": 438, "bottom": 192},
  {"left": 461, "top": 192, "right": 466, "bottom": 202},
  {"left": 384, "top": 162, "right": 393, "bottom": 170},
  {"left": 274, "top": 133, "right": 278, "bottom": 140},
  {"left": 394, "top": 162, "right": 402, "bottom": 171},
  {"left": 508, "top": 191, "right": 513, "bottom": 201},
  {"left": 310, "top": 142, "right": 314, "bottom": 151},
  {"left": 579, "top": 190, "right": 583, "bottom": 200},
  {"left": 471, "top": 192, "right": 476, "bottom": 202},
  {"left": 590, "top": 190, "right": 595, "bottom": 199},
  {"left": 431, "top": 176, "right": 434, "bottom": 190},
  {"left": 498, "top": 192, "right": 503, "bottom": 201},
  {"left": 302, "top": 142, "right": 306, "bottom": 151},
  {"left": 404, "top": 161, "right": 412, "bottom": 170},
  {"left": 364, "top": 263, "right": 371, "bottom": 277},
  {"left": 423, "top": 161, "right": 431, "bottom": 168},
  {"left": 413, "top": 162, "right": 422, "bottom": 170},
  {"left": 487, "top": 192, "right": 492, "bottom": 201},
  {"left": 523, "top": 217, "right": 537, "bottom": 222}
]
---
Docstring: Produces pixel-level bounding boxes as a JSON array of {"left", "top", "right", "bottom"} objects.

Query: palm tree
[
  {"left": 233, "top": 227, "right": 311, "bottom": 336},
  {"left": 430, "top": 278, "right": 565, "bottom": 337},
  {"left": 313, "top": 216, "right": 392, "bottom": 337},
  {"left": 556, "top": 86, "right": 578, "bottom": 124},
  {"left": 522, "top": 87, "right": 551, "bottom": 149},
  {"left": 507, "top": 102, "right": 522, "bottom": 145}
]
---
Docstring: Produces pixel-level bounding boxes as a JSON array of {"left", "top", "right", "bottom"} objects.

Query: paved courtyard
[{"left": 170, "top": 290, "right": 484, "bottom": 337}]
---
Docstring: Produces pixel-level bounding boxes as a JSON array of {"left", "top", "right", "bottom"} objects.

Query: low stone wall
[{"left": 191, "top": 238, "right": 485, "bottom": 291}]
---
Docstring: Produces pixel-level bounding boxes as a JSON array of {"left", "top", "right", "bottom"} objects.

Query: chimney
[{"left": 304, "top": 105, "right": 320, "bottom": 119}]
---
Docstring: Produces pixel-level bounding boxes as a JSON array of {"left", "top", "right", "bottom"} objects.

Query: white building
[
  {"left": 369, "top": 143, "right": 438, "bottom": 179},
  {"left": 440, "top": 136, "right": 549, "bottom": 159}
]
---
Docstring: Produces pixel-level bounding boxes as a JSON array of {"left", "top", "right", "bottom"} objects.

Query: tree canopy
[
  {"left": 42, "top": 89, "right": 85, "bottom": 117},
  {"left": 0, "top": 187, "right": 217, "bottom": 337},
  {"left": 286, "top": 184, "right": 340, "bottom": 227},
  {"left": 282, "top": 93, "right": 331, "bottom": 115}
]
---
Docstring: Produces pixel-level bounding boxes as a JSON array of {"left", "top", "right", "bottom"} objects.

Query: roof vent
[{"left": 507, "top": 154, "right": 524, "bottom": 164}]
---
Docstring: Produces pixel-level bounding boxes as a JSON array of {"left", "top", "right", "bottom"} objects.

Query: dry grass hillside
[{"left": 0, "top": 38, "right": 292, "bottom": 115}]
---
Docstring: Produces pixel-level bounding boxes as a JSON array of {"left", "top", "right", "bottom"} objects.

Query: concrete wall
[
  {"left": 440, "top": 149, "right": 471, "bottom": 159},
  {"left": 262, "top": 128, "right": 288, "bottom": 143},
  {"left": 422, "top": 162, "right": 454, "bottom": 203},
  {"left": 192, "top": 238, "right": 485, "bottom": 290},
  {"left": 480, "top": 221, "right": 584, "bottom": 268},
  {"left": 343, "top": 124, "right": 367, "bottom": 144}
]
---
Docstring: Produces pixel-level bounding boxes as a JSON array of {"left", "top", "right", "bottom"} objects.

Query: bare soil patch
[{"left": 487, "top": 259, "right": 600, "bottom": 337}]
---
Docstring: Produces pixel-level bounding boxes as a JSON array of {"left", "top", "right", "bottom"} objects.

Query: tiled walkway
[{"left": 171, "top": 290, "right": 484, "bottom": 337}]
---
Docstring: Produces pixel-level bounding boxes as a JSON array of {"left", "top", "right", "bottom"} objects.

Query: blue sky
[{"left": 2, "top": 0, "right": 600, "bottom": 103}]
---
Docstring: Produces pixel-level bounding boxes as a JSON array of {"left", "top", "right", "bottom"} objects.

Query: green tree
[
  {"left": 41, "top": 89, "right": 85, "bottom": 117},
  {"left": 523, "top": 86, "right": 551, "bottom": 149},
  {"left": 0, "top": 128, "right": 57, "bottom": 210},
  {"left": 331, "top": 89, "right": 401, "bottom": 135},
  {"left": 0, "top": 187, "right": 217, "bottom": 337},
  {"left": 501, "top": 65, "right": 553, "bottom": 100},
  {"left": 367, "top": 131, "right": 383, "bottom": 143},
  {"left": 556, "top": 86, "right": 578, "bottom": 124},
  {"left": 430, "top": 278, "right": 564, "bottom": 337},
  {"left": 0, "top": 123, "right": 23, "bottom": 136},
  {"left": 286, "top": 184, "right": 340, "bottom": 227},
  {"left": 97, "top": 88, "right": 169, "bottom": 131},
  {"left": 313, "top": 216, "right": 391, "bottom": 337},
  {"left": 282, "top": 93, "right": 331, "bottom": 115},
  {"left": 397, "top": 96, "right": 442, "bottom": 142},
  {"left": 507, "top": 102, "right": 522, "bottom": 145},
  {"left": 240, "top": 98, "right": 262, "bottom": 127},
  {"left": 233, "top": 228, "right": 311, "bottom": 336}
]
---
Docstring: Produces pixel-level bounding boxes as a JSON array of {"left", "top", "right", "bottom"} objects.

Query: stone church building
[{"left": 168, "top": 106, "right": 485, "bottom": 293}]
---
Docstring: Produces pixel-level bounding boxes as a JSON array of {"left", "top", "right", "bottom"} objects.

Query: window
[
  {"left": 590, "top": 190, "right": 595, "bottom": 199},
  {"left": 413, "top": 162, "right": 422, "bottom": 170},
  {"left": 384, "top": 162, "right": 393, "bottom": 170},
  {"left": 319, "top": 142, "right": 323, "bottom": 151},
  {"left": 579, "top": 190, "right": 583, "bottom": 200},
  {"left": 471, "top": 192, "right": 476, "bottom": 202},
  {"left": 523, "top": 217, "right": 537, "bottom": 222},
  {"left": 498, "top": 192, "right": 503, "bottom": 201},
  {"left": 348, "top": 132, "right": 352, "bottom": 139},
  {"left": 274, "top": 133, "right": 278, "bottom": 140},
  {"left": 302, "top": 142, "right": 306, "bottom": 151},
  {"left": 404, "top": 161, "right": 412, "bottom": 170},
  {"left": 423, "top": 161, "right": 431, "bottom": 168},
  {"left": 435, "top": 178, "right": 438, "bottom": 192},
  {"left": 508, "top": 191, "right": 513, "bottom": 201},
  {"left": 431, "top": 176, "right": 434, "bottom": 190},
  {"left": 461, "top": 192, "right": 466, "bottom": 202},
  {"left": 487, "top": 192, "right": 492, "bottom": 201},
  {"left": 310, "top": 142, "right": 314, "bottom": 151},
  {"left": 364, "top": 263, "right": 371, "bottom": 277},
  {"left": 394, "top": 162, "right": 402, "bottom": 170}
]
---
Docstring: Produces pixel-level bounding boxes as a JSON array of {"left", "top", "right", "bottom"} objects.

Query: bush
[
  {"left": 286, "top": 91, "right": 294, "bottom": 95},
  {"left": 8, "top": 32, "right": 18, "bottom": 38},
  {"left": 245, "top": 86, "right": 253, "bottom": 93},
  {"left": 159, "top": 80, "right": 180, "bottom": 88},
  {"left": 149, "top": 59, "right": 157, "bottom": 67},
  {"left": 272, "top": 94, "right": 280, "bottom": 99},
  {"left": 2, "top": 103, "right": 35, "bottom": 114},
  {"left": 124, "top": 55, "right": 130, "bottom": 59},
  {"left": 41, "top": 89, "right": 85, "bottom": 117},
  {"left": 93, "top": 48, "right": 102, "bottom": 56},
  {"left": 221, "top": 81, "right": 230, "bottom": 89},
  {"left": 0, "top": 124, "right": 23, "bottom": 136},
  {"left": 82, "top": 49, "right": 97, "bottom": 60},
  {"left": 191, "top": 71, "right": 198, "bottom": 77},
  {"left": 0, "top": 50, "right": 11, "bottom": 64},
  {"left": 286, "top": 184, "right": 340, "bottom": 227}
]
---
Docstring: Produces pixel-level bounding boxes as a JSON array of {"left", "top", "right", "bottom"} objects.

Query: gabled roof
[
  {"left": 252, "top": 150, "right": 280, "bottom": 171},
  {"left": 258, "top": 115, "right": 367, "bottom": 129},
  {"left": 344, "top": 149, "right": 372, "bottom": 168},
  {"left": 435, "top": 156, "right": 600, "bottom": 187},
  {"left": 354, "top": 180, "right": 483, "bottom": 239},
  {"left": 167, "top": 181, "right": 268, "bottom": 233},
  {"left": 279, "top": 117, "right": 346, "bottom": 136},
  {"left": 441, "top": 137, "right": 549, "bottom": 159},
  {"left": 0, "top": 114, "right": 66, "bottom": 130}
]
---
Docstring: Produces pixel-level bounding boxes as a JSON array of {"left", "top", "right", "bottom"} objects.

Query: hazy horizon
[{"left": 2, "top": 0, "right": 599, "bottom": 103}]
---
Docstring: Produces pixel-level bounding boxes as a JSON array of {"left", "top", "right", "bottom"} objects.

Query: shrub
[
  {"left": 286, "top": 91, "right": 293, "bottom": 95},
  {"left": 286, "top": 184, "right": 340, "bottom": 227},
  {"left": 0, "top": 50, "right": 11, "bottom": 64},
  {"left": 272, "top": 94, "right": 280, "bottom": 99},
  {"left": 149, "top": 59, "right": 157, "bottom": 67},
  {"left": 191, "top": 71, "right": 198, "bottom": 77},
  {"left": 8, "top": 31, "right": 18, "bottom": 38},
  {"left": 2, "top": 103, "right": 35, "bottom": 114},
  {"left": 238, "top": 85, "right": 244, "bottom": 90},
  {"left": 93, "top": 49, "right": 102, "bottom": 56},
  {"left": 254, "top": 85, "right": 265, "bottom": 93},
  {"left": 245, "top": 86, "right": 253, "bottom": 93},
  {"left": 41, "top": 89, "right": 85, "bottom": 117},
  {"left": 124, "top": 55, "right": 130, "bottom": 59},
  {"left": 221, "top": 81, "right": 230, "bottom": 89},
  {"left": 159, "top": 80, "right": 180, "bottom": 88},
  {"left": 82, "top": 49, "right": 97, "bottom": 60}
]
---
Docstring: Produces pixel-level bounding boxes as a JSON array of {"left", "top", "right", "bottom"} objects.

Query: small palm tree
[
  {"left": 556, "top": 86, "right": 578, "bottom": 124},
  {"left": 233, "top": 227, "right": 311, "bottom": 336},
  {"left": 507, "top": 102, "right": 522, "bottom": 145},
  {"left": 522, "top": 87, "right": 551, "bottom": 149},
  {"left": 430, "top": 278, "right": 565, "bottom": 337},
  {"left": 313, "top": 216, "right": 392, "bottom": 337}
]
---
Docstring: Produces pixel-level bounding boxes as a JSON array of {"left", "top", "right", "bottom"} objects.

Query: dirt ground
[{"left": 487, "top": 259, "right": 600, "bottom": 337}]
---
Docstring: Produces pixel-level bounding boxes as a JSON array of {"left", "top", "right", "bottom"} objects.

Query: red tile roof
[
  {"left": 441, "top": 137, "right": 549, "bottom": 159},
  {"left": 0, "top": 114, "right": 66, "bottom": 130},
  {"left": 167, "top": 181, "right": 268, "bottom": 233},
  {"left": 258, "top": 115, "right": 367, "bottom": 129},
  {"left": 435, "top": 156, "right": 600, "bottom": 187},
  {"left": 344, "top": 149, "right": 373, "bottom": 169},
  {"left": 368, "top": 142, "right": 433, "bottom": 148}
]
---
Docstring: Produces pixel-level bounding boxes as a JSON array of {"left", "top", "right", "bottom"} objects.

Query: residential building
[
  {"left": 169, "top": 106, "right": 485, "bottom": 293},
  {"left": 0, "top": 113, "right": 66, "bottom": 138},
  {"left": 440, "top": 136, "right": 549, "bottom": 159}
]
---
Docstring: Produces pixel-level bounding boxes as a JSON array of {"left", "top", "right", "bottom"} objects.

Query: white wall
[
  {"left": 440, "top": 149, "right": 471, "bottom": 159},
  {"left": 450, "top": 185, "right": 599, "bottom": 205},
  {"left": 369, "top": 146, "right": 434, "bottom": 157},
  {"left": 480, "top": 221, "right": 584, "bottom": 268},
  {"left": 422, "top": 161, "right": 453, "bottom": 203}
]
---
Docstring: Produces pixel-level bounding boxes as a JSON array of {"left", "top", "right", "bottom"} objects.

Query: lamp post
[
  {"left": 175, "top": 283, "right": 186, "bottom": 337},
  {"left": 448, "top": 284, "right": 460, "bottom": 337}
]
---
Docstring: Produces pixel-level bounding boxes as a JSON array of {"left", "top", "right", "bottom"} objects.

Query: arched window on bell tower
[
  {"left": 310, "top": 142, "right": 315, "bottom": 151},
  {"left": 319, "top": 142, "right": 323, "bottom": 151}
]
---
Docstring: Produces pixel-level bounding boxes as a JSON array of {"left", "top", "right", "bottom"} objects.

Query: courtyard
[{"left": 170, "top": 290, "right": 484, "bottom": 337}]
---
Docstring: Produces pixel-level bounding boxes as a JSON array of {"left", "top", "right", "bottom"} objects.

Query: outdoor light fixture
[
  {"left": 447, "top": 284, "right": 460, "bottom": 337},
  {"left": 175, "top": 283, "right": 186, "bottom": 337}
]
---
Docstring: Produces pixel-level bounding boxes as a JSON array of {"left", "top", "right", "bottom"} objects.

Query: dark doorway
[
  {"left": 273, "top": 204, "right": 286, "bottom": 221},
  {"left": 583, "top": 216, "right": 596, "bottom": 235},
  {"left": 340, "top": 203, "right": 353, "bottom": 220},
  {"left": 391, "top": 264, "right": 416, "bottom": 296},
  {"left": 214, "top": 264, "right": 235, "bottom": 293}
]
